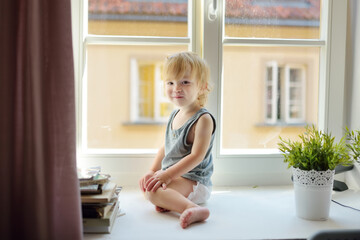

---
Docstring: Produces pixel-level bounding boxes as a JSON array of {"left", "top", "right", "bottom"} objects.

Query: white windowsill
[{"left": 84, "top": 186, "right": 360, "bottom": 240}]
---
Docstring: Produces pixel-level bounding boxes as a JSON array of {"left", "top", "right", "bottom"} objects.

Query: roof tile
[{"left": 89, "top": 0, "right": 320, "bottom": 20}]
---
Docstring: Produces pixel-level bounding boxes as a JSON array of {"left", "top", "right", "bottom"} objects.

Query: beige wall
[
  {"left": 87, "top": 21, "right": 319, "bottom": 149},
  {"left": 225, "top": 25, "right": 319, "bottom": 39},
  {"left": 89, "top": 21, "right": 188, "bottom": 37}
]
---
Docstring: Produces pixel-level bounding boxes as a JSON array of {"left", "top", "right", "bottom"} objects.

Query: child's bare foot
[
  {"left": 180, "top": 206, "right": 210, "bottom": 229},
  {"left": 155, "top": 206, "right": 170, "bottom": 213}
]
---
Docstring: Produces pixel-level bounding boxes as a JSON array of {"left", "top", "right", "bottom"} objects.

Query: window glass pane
[
  {"left": 225, "top": 0, "right": 321, "bottom": 39},
  {"left": 221, "top": 46, "right": 319, "bottom": 150},
  {"left": 266, "top": 86, "right": 272, "bottom": 99},
  {"left": 290, "top": 87, "right": 301, "bottom": 100},
  {"left": 86, "top": 44, "right": 187, "bottom": 149},
  {"left": 289, "top": 104, "right": 301, "bottom": 118},
  {"left": 290, "top": 69, "right": 301, "bottom": 83},
  {"left": 88, "top": 0, "right": 188, "bottom": 37}
]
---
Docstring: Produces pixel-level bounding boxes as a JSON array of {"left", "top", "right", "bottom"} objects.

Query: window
[
  {"left": 220, "top": 0, "right": 322, "bottom": 151},
  {"left": 130, "top": 59, "right": 173, "bottom": 123},
  {"left": 80, "top": 0, "right": 191, "bottom": 151},
  {"left": 285, "top": 64, "right": 306, "bottom": 123},
  {"left": 265, "top": 61, "right": 280, "bottom": 124},
  {"left": 72, "top": 0, "right": 348, "bottom": 185},
  {"left": 265, "top": 62, "right": 306, "bottom": 125}
]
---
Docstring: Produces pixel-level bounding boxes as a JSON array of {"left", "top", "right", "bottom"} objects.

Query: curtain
[{"left": 0, "top": 0, "right": 83, "bottom": 239}]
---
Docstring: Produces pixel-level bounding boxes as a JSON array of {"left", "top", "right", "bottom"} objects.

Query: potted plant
[
  {"left": 345, "top": 127, "right": 360, "bottom": 163},
  {"left": 278, "top": 125, "right": 353, "bottom": 221}
]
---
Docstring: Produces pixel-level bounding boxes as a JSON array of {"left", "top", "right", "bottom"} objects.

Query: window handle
[{"left": 208, "top": 0, "right": 218, "bottom": 21}]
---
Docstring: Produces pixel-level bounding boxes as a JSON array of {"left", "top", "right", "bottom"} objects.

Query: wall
[
  {"left": 346, "top": 1, "right": 360, "bottom": 130},
  {"left": 345, "top": 0, "right": 360, "bottom": 189}
]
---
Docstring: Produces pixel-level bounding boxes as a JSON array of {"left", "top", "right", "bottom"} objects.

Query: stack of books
[{"left": 78, "top": 167, "right": 122, "bottom": 233}]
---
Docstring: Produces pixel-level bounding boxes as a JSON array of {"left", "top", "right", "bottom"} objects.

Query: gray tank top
[{"left": 161, "top": 108, "right": 216, "bottom": 187}]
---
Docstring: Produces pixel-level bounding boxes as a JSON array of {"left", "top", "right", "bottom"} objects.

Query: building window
[
  {"left": 265, "top": 62, "right": 306, "bottom": 125},
  {"left": 130, "top": 59, "right": 173, "bottom": 124}
]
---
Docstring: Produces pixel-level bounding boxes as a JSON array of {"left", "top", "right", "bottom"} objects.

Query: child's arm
[
  {"left": 139, "top": 145, "right": 165, "bottom": 192},
  {"left": 150, "top": 144, "right": 165, "bottom": 172},
  {"left": 146, "top": 114, "right": 213, "bottom": 192}
]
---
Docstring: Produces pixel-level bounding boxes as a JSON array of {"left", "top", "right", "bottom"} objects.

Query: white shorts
[{"left": 187, "top": 182, "right": 212, "bottom": 205}]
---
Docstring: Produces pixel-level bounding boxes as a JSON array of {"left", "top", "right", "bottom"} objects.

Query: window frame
[
  {"left": 72, "top": 0, "right": 349, "bottom": 186},
  {"left": 204, "top": 0, "right": 347, "bottom": 153},
  {"left": 202, "top": 0, "right": 348, "bottom": 185},
  {"left": 264, "top": 61, "right": 279, "bottom": 124},
  {"left": 74, "top": 0, "right": 199, "bottom": 155}
]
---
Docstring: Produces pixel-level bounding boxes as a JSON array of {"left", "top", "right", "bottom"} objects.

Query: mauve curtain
[{"left": 0, "top": 0, "right": 83, "bottom": 239}]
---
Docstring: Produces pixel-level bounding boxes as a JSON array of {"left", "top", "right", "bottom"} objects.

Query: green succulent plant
[
  {"left": 345, "top": 127, "right": 360, "bottom": 163},
  {"left": 278, "top": 125, "right": 353, "bottom": 171}
]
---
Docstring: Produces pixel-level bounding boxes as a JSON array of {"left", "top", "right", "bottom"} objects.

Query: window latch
[{"left": 208, "top": 0, "right": 218, "bottom": 21}]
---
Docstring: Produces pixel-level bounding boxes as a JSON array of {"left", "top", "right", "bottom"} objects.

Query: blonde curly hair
[{"left": 163, "top": 51, "right": 212, "bottom": 107}]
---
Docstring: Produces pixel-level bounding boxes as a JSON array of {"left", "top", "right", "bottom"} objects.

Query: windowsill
[
  {"left": 256, "top": 121, "right": 308, "bottom": 127},
  {"left": 346, "top": 162, "right": 360, "bottom": 189},
  {"left": 84, "top": 186, "right": 360, "bottom": 240},
  {"left": 122, "top": 121, "right": 166, "bottom": 126}
]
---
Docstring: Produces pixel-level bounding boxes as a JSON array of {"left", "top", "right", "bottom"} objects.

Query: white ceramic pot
[{"left": 292, "top": 167, "right": 335, "bottom": 221}]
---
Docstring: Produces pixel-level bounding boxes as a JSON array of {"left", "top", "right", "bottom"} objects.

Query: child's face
[{"left": 165, "top": 71, "right": 201, "bottom": 108}]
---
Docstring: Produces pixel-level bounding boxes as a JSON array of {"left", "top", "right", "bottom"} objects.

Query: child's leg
[
  {"left": 147, "top": 177, "right": 196, "bottom": 213},
  {"left": 146, "top": 177, "right": 210, "bottom": 228}
]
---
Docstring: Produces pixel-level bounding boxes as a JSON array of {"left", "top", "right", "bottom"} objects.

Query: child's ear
[
  {"left": 203, "top": 83, "right": 208, "bottom": 90},
  {"left": 200, "top": 83, "right": 208, "bottom": 92}
]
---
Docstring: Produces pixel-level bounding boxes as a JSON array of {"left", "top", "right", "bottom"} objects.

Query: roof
[{"left": 88, "top": 0, "right": 320, "bottom": 27}]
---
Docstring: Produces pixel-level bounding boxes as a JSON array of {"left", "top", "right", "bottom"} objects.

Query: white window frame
[
  {"left": 73, "top": 0, "right": 199, "bottom": 156},
  {"left": 71, "top": 0, "right": 348, "bottom": 186},
  {"left": 203, "top": 0, "right": 347, "bottom": 185}
]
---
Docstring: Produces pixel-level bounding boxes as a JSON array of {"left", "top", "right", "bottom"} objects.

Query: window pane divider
[
  {"left": 223, "top": 38, "right": 325, "bottom": 47},
  {"left": 85, "top": 35, "right": 190, "bottom": 45}
]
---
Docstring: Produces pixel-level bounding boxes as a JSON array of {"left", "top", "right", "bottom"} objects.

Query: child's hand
[
  {"left": 145, "top": 170, "right": 172, "bottom": 192},
  {"left": 139, "top": 171, "right": 155, "bottom": 192}
]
